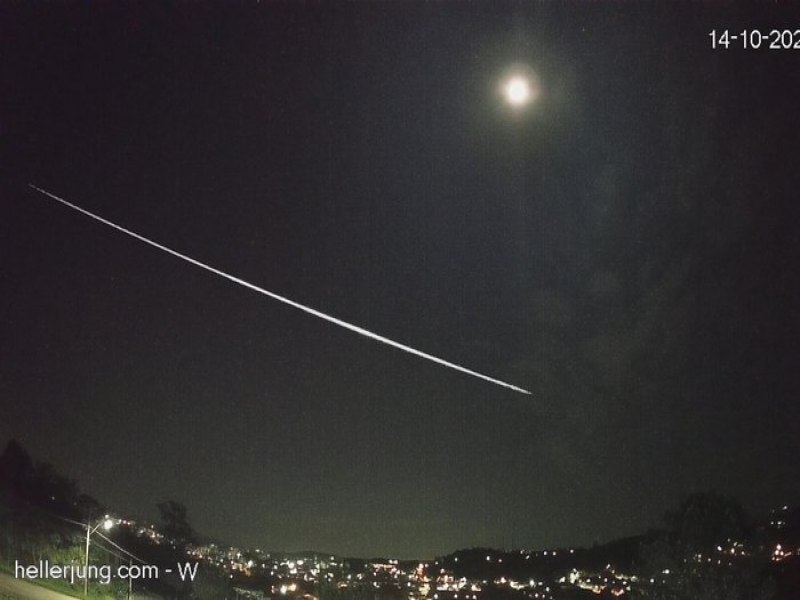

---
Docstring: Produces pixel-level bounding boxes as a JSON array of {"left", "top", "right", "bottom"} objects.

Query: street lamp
[{"left": 84, "top": 515, "right": 114, "bottom": 596}]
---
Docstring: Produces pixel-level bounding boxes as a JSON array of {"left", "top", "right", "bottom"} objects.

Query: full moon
[
  {"left": 504, "top": 76, "right": 532, "bottom": 106},
  {"left": 499, "top": 67, "right": 541, "bottom": 110}
]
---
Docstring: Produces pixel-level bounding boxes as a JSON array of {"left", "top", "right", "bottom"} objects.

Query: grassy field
[{"left": 0, "top": 563, "right": 119, "bottom": 599}]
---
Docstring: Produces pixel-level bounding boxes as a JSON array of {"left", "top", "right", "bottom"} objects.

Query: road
[{"left": 0, "top": 572, "right": 78, "bottom": 600}]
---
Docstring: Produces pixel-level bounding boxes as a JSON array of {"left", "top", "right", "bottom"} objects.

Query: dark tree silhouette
[
  {"left": 157, "top": 499, "right": 195, "bottom": 548},
  {"left": 641, "top": 491, "right": 774, "bottom": 600},
  {"left": 664, "top": 491, "right": 751, "bottom": 555},
  {"left": 0, "top": 439, "right": 34, "bottom": 487},
  {"left": 0, "top": 439, "right": 104, "bottom": 570}
]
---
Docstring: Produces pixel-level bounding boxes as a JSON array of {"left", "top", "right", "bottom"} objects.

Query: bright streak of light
[{"left": 28, "top": 184, "right": 531, "bottom": 395}]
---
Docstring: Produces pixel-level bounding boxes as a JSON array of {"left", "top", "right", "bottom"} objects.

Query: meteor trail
[{"left": 28, "top": 184, "right": 531, "bottom": 395}]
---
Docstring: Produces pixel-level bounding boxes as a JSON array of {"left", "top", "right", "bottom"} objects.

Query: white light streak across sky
[{"left": 28, "top": 184, "right": 531, "bottom": 395}]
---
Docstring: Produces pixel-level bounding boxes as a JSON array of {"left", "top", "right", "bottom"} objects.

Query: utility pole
[
  {"left": 84, "top": 516, "right": 114, "bottom": 597},
  {"left": 84, "top": 523, "right": 91, "bottom": 597}
]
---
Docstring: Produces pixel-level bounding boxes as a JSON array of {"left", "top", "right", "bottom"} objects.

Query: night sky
[{"left": 2, "top": 4, "right": 799, "bottom": 559}]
